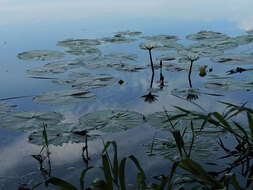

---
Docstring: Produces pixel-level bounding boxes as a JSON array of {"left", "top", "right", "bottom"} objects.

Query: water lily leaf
[
  {"left": 104, "top": 52, "right": 138, "bottom": 61},
  {"left": 28, "top": 123, "right": 99, "bottom": 146},
  {"left": 233, "top": 34, "right": 253, "bottom": 45},
  {"left": 115, "top": 30, "right": 142, "bottom": 36},
  {"left": 57, "top": 39, "right": 101, "bottom": 48},
  {"left": 156, "top": 54, "right": 179, "bottom": 61},
  {"left": 17, "top": 50, "right": 64, "bottom": 61},
  {"left": 66, "top": 47, "right": 102, "bottom": 56},
  {"left": 109, "top": 63, "right": 146, "bottom": 72},
  {"left": 0, "top": 111, "right": 64, "bottom": 131},
  {"left": 79, "top": 110, "right": 144, "bottom": 133},
  {"left": 146, "top": 111, "right": 222, "bottom": 159},
  {"left": 142, "top": 34, "right": 179, "bottom": 41},
  {"left": 51, "top": 72, "right": 91, "bottom": 85},
  {"left": 71, "top": 74, "right": 116, "bottom": 89},
  {"left": 0, "top": 101, "right": 17, "bottom": 115},
  {"left": 57, "top": 39, "right": 102, "bottom": 56},
  {"left": 246, "top": 29, "right": 253, "bottom": 35},
  {"left": 139, "top": 41, "right": 182, "bottom": 51},
  {"left": 162, "top": 62, "right": 201, "bottom": 72},
  {"left": 211, "top": 54, "right": 253, "bottom": 65},
  {"left": 205, "top": 79, "right": 253, "bottom": 91},
  {"left": 27, "top": 60, "right": 84, "bottom": 75},
  {"left": 186, "top": 30, "right": 229, "bottom": 42},
  {"left": 101, "top": 35, "right": 136, "bottom": 43},
  {"left": 81, "top": 55, "right": 145, "bottom": 72},
  {"left": 33, "top": 89, "right": 96, "bottom": 105}
]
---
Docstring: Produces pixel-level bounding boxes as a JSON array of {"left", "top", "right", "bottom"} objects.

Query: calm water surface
[{"left": 1, "top": 0, "right": 253, "bottom": 189}]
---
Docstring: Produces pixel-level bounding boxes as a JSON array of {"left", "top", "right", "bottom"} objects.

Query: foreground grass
[{"left": 21, "top": 102, "right": 253, "bottom": 190}]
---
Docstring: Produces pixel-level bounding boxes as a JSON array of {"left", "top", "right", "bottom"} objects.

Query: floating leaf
[
  {"left": 211, "top": 54, "right": 253, "bottom": 65},
  {"left": 115, "top": 30, "right": 142, "bottom": 36},
  {"left": 205, "top": 79, "right": 253, "bottom": 91},
  {"left": 233, "top": 34, "right": 253, "bottom": 45},
  {"left": 72, "top": 74, "right": 116, "bottom": 89},
  {"left": 0, "top": 111, "right": 63, "bottom": 131},
  {"left": 0, "top": 101, "right": 17, "bottom": 115},
  {"left": 57, "top": 39, "right": 101, "bottom": 48},
  {"left": 27, "top": 60, "right": 84, "bottom": 75},
  {"left": 17, "top": 50, "right": 64, "bottom": 61},
  {"left": 33, "top": 89, "right": 96, "bottom": 105},
  {"left": 186, "top": 30, "right": 229, "bottom": 42},
  {"left": 163, "top": 62, "right": 201, "bottom": 72},
  {"left": 28, "top": 123, "right": 98, "bottom": 146},
  {"left": 101, "top": 35, "right": 136, "bottom": 43},
  {"left": 79, "top": 110, "right": 144, "bottom": 133},
  {"left": 156, "top": 54, "right": 179, "bottom": 61},
  {"left": 142, "top": 34, "right": 179, "bottom": 41},
  {"left": 104, "top": 52, "right": 138, "bottom": 61}
]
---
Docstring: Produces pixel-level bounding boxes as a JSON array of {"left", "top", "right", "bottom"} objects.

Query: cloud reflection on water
[{"left": 1, "top": 0, "right": 253, "bottom": 30}]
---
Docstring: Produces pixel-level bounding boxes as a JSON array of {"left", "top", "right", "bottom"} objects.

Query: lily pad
[
  {"left": 57, "top": 39, "right": 101, "bottom": 48},
  {"left": 79, "top": 110, "right": 144, "bottom": 133},
  {"left": 101, "top": 35, "right": 136, "bottom": 43},
  {"left": 104, "top": 52, "right": 138, "bottom": 61},
  {"left": 0, "top": 101, "right": 17, "bottom": 115},
  {"left": 233, "top": 34, "right": 253, "bottom": 45},
  {"left": 156, "top": 53, "right": 179, "bottom": 61},
  {"left": 17, "top": 50, "right": 64, "bottom": 61},
  {"left": 142, "top": 34, "right": 179, "bottom": 41},
  {"left": 186, "top": 30, "right": 229, "bottom": 42},
  {"left": 139, "top": 41, "right": 182, "bottom": 51},
  {"left": 27, "top": 60, "right": 84, "bottom": 75},
  {"left": 66, "top": 47, "right": 102, "bottom": 56},
  {"left": 72, "top": 74, "right": 116, "bottom": 89},
  {"left": 33, "top": 89, "right": 96, "bottom": 105},
  {"left": 0, "top": 111, "right": 64, "bottom": 131},
  {"left": 163, "top": 62, "right": 201, "bottom": 72},
  {"left": 205, "top": 79, "right": 253, "bottom": 91},
  {"left": 211, "top": 53, "right": 253, "bottom": 65},
  {"left": 115, "top": 30, "right": 142, "bottom": 36},
  {"left": 28, "top": 123, "right": 99, "bottom": 146}
]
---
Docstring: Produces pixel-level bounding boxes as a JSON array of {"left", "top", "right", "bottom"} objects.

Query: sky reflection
[{"left": 1, "top": 0, "right": 253, "bottom": 30}]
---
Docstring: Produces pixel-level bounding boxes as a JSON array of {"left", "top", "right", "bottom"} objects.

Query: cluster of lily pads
[{"left": 10, "top": 29, "right": 253, "bottom": 153}]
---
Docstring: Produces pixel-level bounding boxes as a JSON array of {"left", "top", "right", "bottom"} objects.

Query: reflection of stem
[
  {"left": 188, "top": 60, "right": 193, "bottom": 88},
  {"left": 160, "top": 60, "right": 164, "bottom": 89},
  {"left": 82, "top": 134, "right": 90, "bottom": 167},
  {"left": 148, "top": 49, "right": 154, "bottom": 74}
]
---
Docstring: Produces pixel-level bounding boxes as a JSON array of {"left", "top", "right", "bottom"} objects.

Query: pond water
[{"left": 1, "top": 0, "right": 253, "bottom": 189}]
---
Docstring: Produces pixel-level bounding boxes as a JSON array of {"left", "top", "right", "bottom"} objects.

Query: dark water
[{"left": 1, "top": 1, "right": 253, "bottom": 189}]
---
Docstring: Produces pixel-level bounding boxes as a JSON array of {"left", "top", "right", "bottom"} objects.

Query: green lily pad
[
  {"left": 186, "top": 30, "right": 229, "bottom": 42},
  {"left": 27, "top": 59, "right": 84, "bottom": 75},
  {"left": 57, "top": 39, "right": 101, "bottom": 48},
  {"left": 142, "top": 34, "right": 179, "bottom": 41},
  {"left": 156, "top": 53, "right": 179, "bottom": 61},
  {"left": 0, "top": 111, "right": 64, "bottom": 131},
  {"left": 104, "top": 52, "right": 138, "bottom": 61},
  {"left": 206, "top": 80, "right": 253, "bottom": 91},
  {"left": 139, "top": 41, "right": 182, "bottom": 51},
  {"left": 115, "top": 30, "right": 142, "bottom": 36},
  {"left": 211, "top": 54, "right": 253, "bottom": 65},
  {"left": 233, "top": 34, "right": 253, "bottom": 45},
  {"left": 28, "top": 123, "right": 99, "bottom": 146},
  {"left": 79, "top": 110, "right": 144, "bottom": 133},
  {"left": 17, "top": 50, "right": 64, "bottom": 61},
  {"left": 57, "top": 39, "right": 102, "bottom": 56},
  {"left": 163, "top": 62, "right": 201, "bottom": 72},
  {"left": 72, "top": 74, "right": 116, "bottom": 89},
  {"left": 33, "top": 89, "right": 96, "bottom": 105},
  {"left": 101, "top": 35, "right": 136, "bottom": 43},
  {"left": 66, "top": 47, "right": 102, "bottom": 56},
  {"left": 0, "top": 101, "right": 17, "bottom": 115},
  {"left": 52, "top": 72, "right": 91, "bottom": 85}
]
